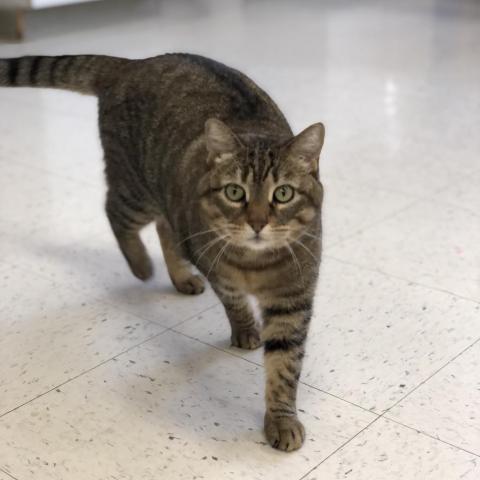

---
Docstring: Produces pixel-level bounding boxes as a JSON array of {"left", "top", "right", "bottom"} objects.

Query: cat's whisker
[
  {"left": 285, "top": 242, "right": 304, "bottom": 287},
  {"left": 300, "top": 231, "right": 320, "bottom": 240},
  {"left": 177, "top": 228, "right": 218, "bottom": 246},
  {"left": 206, "top": 241, "right": 230, "bottom": 279},
  {"left": 194, "top": 235, "right": 227, "bottom": 266},
  {"left": 293, "top": 238, "right": 318, "bottom": 262}
]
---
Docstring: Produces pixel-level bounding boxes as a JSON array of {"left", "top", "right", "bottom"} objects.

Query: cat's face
[{"left": 198, "top": 119, "right": 324, "bottom": 252}]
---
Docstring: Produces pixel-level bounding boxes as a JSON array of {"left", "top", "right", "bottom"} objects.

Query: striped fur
[
  {"left": 0, "top": 55, "right": 126, "bottom": 94},
  {"left": 0, "top": 53, "right": 324, "bottom": 451}
]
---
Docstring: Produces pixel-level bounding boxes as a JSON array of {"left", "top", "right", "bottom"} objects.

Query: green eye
[
  {"left": 273, "top": 185, "right": 294, "bottom": 203},
  {"left": 224, "top": 183, "right": 246, "bottom": 202}
]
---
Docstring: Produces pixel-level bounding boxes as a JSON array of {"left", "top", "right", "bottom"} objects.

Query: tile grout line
[
  {"left": 383, "top": 416, "right": 480, "bottom": 459},
  {"left": 294, "top": 327, "right": 480, "bottom": 477},
  {"left": 0, "top": 254, "right": 221, "bottom": 332},
  {"left": 0, "top": 328, "right": 170, "bottom": 421},
  {"left": 297, "top": 416, "right": 383, "bottom": 480},
  {"left": 0, "top": 302, "right": 219, "bottom": 421},
  {"left": 325, "top": 197, "right": 420, "bottom": 251},
  {"left": 323, "top": 164, "right": 464, "bottom": 253},
  {"left": 381, "top": 336, "right": 480, "bottom": 416},
  {"left": 100, "top": 297, "right": 221, "bottom": 331},
  {"left": 324, "top": 254, "right": 480, "bottom": 305},
  {"left": 298, "top": 408, "right": 480, "bottom": 480},
  {"left": 169, "top": 327, "right": 381, "bottom": 417},
  {"left": 0, "top": 468, "right": 19, "bottom": 480},
  {"left": 1, "top": 297, "right": 476, "bottom": 475},
  {"left": 166, "top": 302, "right": 221, "bottom": 331},
  {"left": 324, "top": 166, "right": 480, "bottom": 259},
  {"left": 296, "top": 330, "right": 480, "bottom": 480}
]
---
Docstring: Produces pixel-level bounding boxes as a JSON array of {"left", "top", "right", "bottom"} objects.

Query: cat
[{"left": 0, "top": 53, "right": 325, "bottom": 451}]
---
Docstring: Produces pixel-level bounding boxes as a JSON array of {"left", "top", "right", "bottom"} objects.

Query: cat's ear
[
  {"left": 287, "top": 123, "right": 325, "bottom": 174},
  {"left": 205, "top": 118, "right": 242, "bottom": 161}
]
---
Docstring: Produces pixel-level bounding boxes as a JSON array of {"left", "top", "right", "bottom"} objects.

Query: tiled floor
[{"left": 0, "top": 0, "right": 479, "bottom": 479}]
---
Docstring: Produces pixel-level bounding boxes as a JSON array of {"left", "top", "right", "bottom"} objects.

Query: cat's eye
[
  {"left": 224, "top": 183, "right": 246, "bottom": 202},
  {"left": 273, "top": 185, "right": 295, "bottom": 203}
]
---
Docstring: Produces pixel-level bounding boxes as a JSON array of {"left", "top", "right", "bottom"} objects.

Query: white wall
[
  {"left": 1, "top": 0, "right": 101, "bottom": 9},
  {"left": 31, "top": 0, "right": 99, "bottom": 8}
]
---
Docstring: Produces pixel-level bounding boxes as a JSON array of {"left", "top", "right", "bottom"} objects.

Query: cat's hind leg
[
  {"left": 106, "top": 190, "right": 154, "bottom": 281},
  {"left": 156, "top": 216, "right": 205, "bottom": 295}
]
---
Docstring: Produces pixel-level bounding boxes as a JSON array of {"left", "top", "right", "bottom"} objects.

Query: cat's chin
[{"left": 240, "top": 238, "right": 282, "bottom": 253}]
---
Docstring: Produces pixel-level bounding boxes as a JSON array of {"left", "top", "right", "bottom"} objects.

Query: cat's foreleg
[
  {"left": 260, "top": 296, "right": 313, "bottom": 451},
  {"left": 156, "top": 217, "right": 205, "bottom": 295},
  {"left": 212, "top": 283, "right": 262, "bottom": 350}
]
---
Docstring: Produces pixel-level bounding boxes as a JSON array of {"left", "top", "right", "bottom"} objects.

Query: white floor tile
[
  {"left": 0, "top": 223, "right": 219, "bottom": 327},
  {"left": 0, "top": 161, "right": 106, "bottom": 237},
  {"left": 0, "top": 0, "right": 478, "bottom": 475},
  {"left": 0, "top": 265, "right": 164, "bottom": 416},
  {"left": 0, "top": 471, "right": 16, "bottom": 480},
  {"left": 329, "top": 200, "right": 480, "bottom": 302},
  {"left": 434, "top": 169, "right": 480, "bottom": 217},
  {"left": 177, "top": 258, "right": 480, "bottom": 413},
  {"left": 322, "top": 177, "right": 415, "bottom": 249},
  {"left": 0, "top": 331, "right": 375, "bottom": 480},
  {"left": 387, "top": 342, "right": 480, "bottom": 455},
  {"left": 305, "top": 418, "right": 480, "bottom": 480},
  {"left": 0, "top": 93, "right": 103, "bottom": 187}
]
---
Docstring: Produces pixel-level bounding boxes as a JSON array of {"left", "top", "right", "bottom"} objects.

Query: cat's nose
[{"left": 249, "top": 220, "right": 267, "bottom": 234}]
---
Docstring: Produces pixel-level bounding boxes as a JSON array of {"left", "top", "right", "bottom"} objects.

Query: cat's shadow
[{"left": 7, "top": 229, "right": 268, "bottom": 442}]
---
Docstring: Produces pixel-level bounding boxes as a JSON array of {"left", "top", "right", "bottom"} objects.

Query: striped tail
[{"left": 0, "top": 54, "right": 127, "bottom": 95}]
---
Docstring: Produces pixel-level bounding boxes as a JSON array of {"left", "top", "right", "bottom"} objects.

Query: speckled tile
[
  {"left": 305, "top": 418, "right": 480, "bottom": 480},
  {"left": 0, "top": 470, "right": 17, "bottom": 480},
  {"left": 0, "top": 0, "right": 479, "bottom": 477},
  {"left": 302, "top": 260, "right": 480, "bottom": 413},
  {"left": 434, "top": 169, "right": 480, "bottom": 217},
  {"left": 322, "top": 124, "right": 479, "bottom": 199},
  {"left": 321, "top": 177, "right": 415, "bottom": 250},
  {"left": 0, "top": 221, "right": 219, "bottom": 328},
  {"left": 0, "top": 266, "right": 164, "bottom": 416},
  {"left": 329, "top": 200, "right": 480, "bottom": 302},
  {"left": 0, "top": 161, "right": 107, "bottom": 237},
  {"left": 387, "top": 342, "right": 480, "bottom": 455},
  {"left": 0, "top": 330, "right": 375, "bottom": 480},
  {"left": 0, "top": 93, "right": 102, "bottom": 187},
  {"left": 178, "top": 258, "right": 480, "bottom": 413}
]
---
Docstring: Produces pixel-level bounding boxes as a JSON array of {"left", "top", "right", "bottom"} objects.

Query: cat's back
[{"left": 107, "top": 53, "right": 290, "bottom": 135}]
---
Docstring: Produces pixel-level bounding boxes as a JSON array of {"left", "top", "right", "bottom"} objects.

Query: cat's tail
[{"left": 0, "top": 55, "right": 128, "bottom": 95}]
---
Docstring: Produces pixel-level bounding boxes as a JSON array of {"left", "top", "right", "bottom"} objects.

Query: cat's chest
[{"left": 216, "top": 262, "right": 281, "bottom": 295}]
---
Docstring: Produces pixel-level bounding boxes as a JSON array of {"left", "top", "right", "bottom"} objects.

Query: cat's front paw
[
  {"left": 173, "top": 274, "right": 205, "bottom": 295},
  {"left": 264, "top": 413, "right": 305, "bottom": 452},
  {"left": 130, "top": 258, "right": 154, "bottom": 281},
  {"left": 231, "top": 326, "right": 262, "bottom": 350}
]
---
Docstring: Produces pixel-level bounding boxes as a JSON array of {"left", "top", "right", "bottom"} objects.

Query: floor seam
[
  {"left": 0, "top": 328, "right": 170, "bottom": 421},
  {"left": 380, "top": 336, "right": 480, "bottom": 415},
  {"left": 324, "top": 197, "right": 420, "bottom": 251},
  {"left": 166, "top": 329, "right": 480, "bottom": 476},
  {"left": 166, "top": 302, "right": 221, "bottom": 330},
  {"left": 0, "top": 255, "right": 220, "bottom": 332},
  {"left": 0, "top": 304, "right": 220, "bottom": 420},
  {"left": 382, "top": 416, "right": 480, "bottom": 458},
  {"left": 298, "top": 416, "right": 383, "bottom": 480},
  {"left": 169, "top": 327, "right": 380, "bottom": 417},
  {"left": 0, "top": 468, "right": 19, "bottom": 480},
  {"left": 323, "top": 254, "right": 480, "bottom": 305}
]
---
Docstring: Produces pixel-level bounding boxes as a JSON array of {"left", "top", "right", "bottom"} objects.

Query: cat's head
[{"left": 198, "top": 118, "right": 324, "bottom": 252}]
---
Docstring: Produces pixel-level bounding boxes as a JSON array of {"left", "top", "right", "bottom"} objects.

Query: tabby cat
[{"left": 0, "top": 54, "right": 325, "bottom": 451}]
